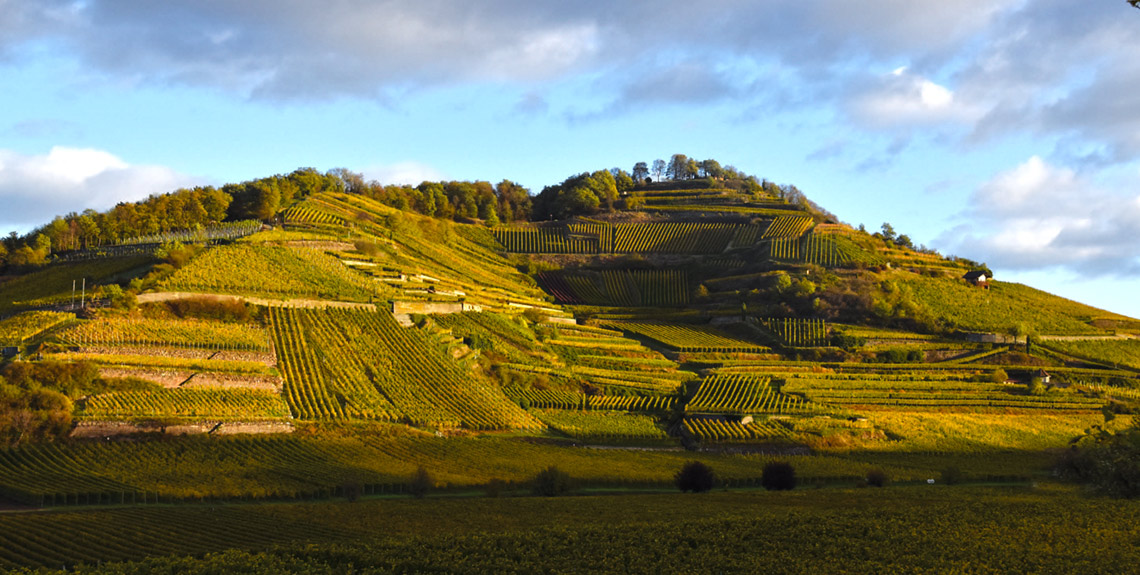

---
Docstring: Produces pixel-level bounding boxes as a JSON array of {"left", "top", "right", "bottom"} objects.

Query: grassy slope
[{"left": 898, "top": 271, "right": 1126, "bottom": 335}]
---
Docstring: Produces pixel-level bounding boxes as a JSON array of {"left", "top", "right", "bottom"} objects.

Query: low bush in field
[
  {"left": 532, "top": 465, "right": 573, "bottom": 497},
  {"left": 865, "top": 469, "right": 889, "bottom": 488},
  {"left": 675, "top": 461, "right": 716, "bottom": 493},
  {"left": 762, "top": 462, "right": 796, "bottom": 491}
]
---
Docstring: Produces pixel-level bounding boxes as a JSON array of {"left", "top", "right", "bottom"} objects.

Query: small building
[
  {"left": 963, "top": 270, "right": 990, "bottom": 288},
  {"left": 1036, "top": 369, "right": 1051, "bottom": 385}
]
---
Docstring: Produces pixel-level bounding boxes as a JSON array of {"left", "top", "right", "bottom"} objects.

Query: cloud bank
[
  {"left": 0, "top": 147, "right": 197, "bottom": 234},
  {"left": 942, "top": 156, "right": 1140, "bottom": 277}
]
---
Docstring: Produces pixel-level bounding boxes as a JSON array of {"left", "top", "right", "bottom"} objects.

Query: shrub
[
  {"left": 941, "top": 466, "right": 963, "bottom": 485},
  {"left": 675, "top": 461, "right": 716, "bottom": 493},
  {"left": 485, "top": 478, "right": 507, "bottom": 498},
  {"left": 532, "top": 465, "right": 572, "bottom": 497},
  {"left": 865, "top": 469, "right": 889, "bottom": 488},
  {"left": 166, "top": 295, "right": 250, "bottom": 322},
  {"left": 1055, "top": 425, "right": 1140, "bottom": 498},
  {"left": 761, "top": 462, "right": 796, "bottom": 491},
  {"left": 408, "top": 466, "right": 433, "bottom": 499},
  {"left": 990, "top": 368, "right": 1009, "bottom": 383}
]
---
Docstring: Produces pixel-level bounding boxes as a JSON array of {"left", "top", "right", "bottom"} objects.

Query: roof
[{"left": 963, "top": 270, "right": 989, "bottom": 281}]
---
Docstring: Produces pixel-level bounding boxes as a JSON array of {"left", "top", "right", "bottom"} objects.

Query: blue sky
[{"left": 1, "top": 0, "right": 1139, "bottom": 318}]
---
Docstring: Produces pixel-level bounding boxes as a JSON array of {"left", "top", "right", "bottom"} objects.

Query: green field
[{"left": 3, "top": 486, "right": 1140, "bottom": 573}]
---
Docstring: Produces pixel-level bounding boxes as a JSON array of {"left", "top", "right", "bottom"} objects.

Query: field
[{"left": 2, "top": 486, "right": 1140, "bottom": 572}]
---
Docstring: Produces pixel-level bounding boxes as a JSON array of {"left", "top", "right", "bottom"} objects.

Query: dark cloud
[
  {"left": 0, "top": 1, "right": 1017, "bottom": 99},
  {"left": 4, "top": 0, "right": 1139, "bottom": 173}
]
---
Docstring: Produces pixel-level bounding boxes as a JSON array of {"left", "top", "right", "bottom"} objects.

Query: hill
[{"left": 0, "top": 160, "right": 1137, "bottom": 571}]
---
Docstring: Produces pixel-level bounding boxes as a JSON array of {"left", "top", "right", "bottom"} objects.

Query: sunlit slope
[
  {"left": 277, "top": 192, "right": 555, "bottom": 312},
  {"left": 893, "top": 271, "right": 1131, "bottom": 335},
  {"left": 0, "top": 256, "right": 154, "bottom": 314}
]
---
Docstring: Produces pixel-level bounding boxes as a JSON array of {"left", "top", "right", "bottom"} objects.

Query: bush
[
  {"left": 484, "top": 478, "right": 507, "bottom": 498},
  {"left": 532, "top": 465, "right": 572, "bottom": 497},
  {"left": 865, "top": 469, "right": 889, "bottom": 488},
  {"left": 1055, "top": 425, "right": 1140, "bottom": 498},
  {"left": 408, "top": 466, "right": 433, "bottom": 499},
  {"left": 761, "top": 462, "right": 796, "bottom": 491},
  {"left": 675, "top": 461, "right": 716, "bottom": 493},
  {"left": 941, "top": 466, "right": 963, "bottom": 485},
  {"left": 166, "top": 295, "right": 250, "bottom": 322}
]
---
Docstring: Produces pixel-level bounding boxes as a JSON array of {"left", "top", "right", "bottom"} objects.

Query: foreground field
[{"left": 2, "top": 485, "right": 1138, "bottom": 573}]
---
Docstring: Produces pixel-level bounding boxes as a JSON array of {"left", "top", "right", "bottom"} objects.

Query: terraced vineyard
[
  {"left": 492, "top": 226, "right": 601, "bottom": 254},
  {"left": 762, "top": 215, "right": 813, "bottom": 239},
  {"left": 0, "top": 310, "right": 73, "bottom": 346},
  {"left": 782, "top": 375, "right": 1105, "bottom": 410},
  {"left": 61, "top": 316, "right": 271, "bottom": 351},
  {"left": 80, "top": 387, "right": 290, "bottom": 420},
  {"left": 0, "top": 255, "right": 153, "bottom": 313},
  {"left": 162, "top": 244, "right": 385, "bottom": 301},
  {"left": 614, "top": 222, "right": 739, "bottom": 254},
  {"left": 531, "top": 409, "right": 669, "bottom": 441},
  {"left": 607, "top": 321, "right": 768, "bottom": 353},
  {"left": 686, "top": 374, "right": 808, "bottom": 414},
  {"left": 507, "top": 386, "right": 676, "bottom": 411},
  {"left": 683, "top": 416, "right": 793, "bottom": 442},
  {"left": 767, "top": 234, "right": 869, "bottom": 266},
  {"left": 543, "top": 270, "right": 690, "bottom": 306},
  {"left": 761, "top": 318, "right": 829, "bottom": 347},
  {"left": 271, "top": 307, "right": 539, "bottom": 429},
  {"left": 282, "top": 205, "right": 346, "bottom": 227}
]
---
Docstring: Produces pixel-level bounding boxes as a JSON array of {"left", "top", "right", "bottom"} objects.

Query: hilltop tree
[
  {"left": 651, "top": 159, "right": 667, "bottom": 181},
  {"left": 699, "top": 159, "right": 724, "bottom": 179},
  {"left": 531, "top": 170, "right": 617, "bottom": 220},
  {"left": 632, "top": 162, "right": 649, "bottom": 182},
  {"left": 879, "top": 223, "right": 897, "bottom": 243},
  {"left": 667, "top": 154, "right": 698, "bottom": 181}
]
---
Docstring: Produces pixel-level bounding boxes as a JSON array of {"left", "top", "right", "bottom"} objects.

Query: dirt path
[{"left": 138, "top": 291, "right": 378, "bottom": 311}]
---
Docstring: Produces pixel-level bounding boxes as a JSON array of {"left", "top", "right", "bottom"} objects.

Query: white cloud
[
  {"left": 849, "top": 68, "right": 976, "bottom": 129},
  {"left": 0, "top": 147, "right": 196, "bottom": 234},
  {"left": 942, "top": 156, "right": 1140, "bottom": 276}
]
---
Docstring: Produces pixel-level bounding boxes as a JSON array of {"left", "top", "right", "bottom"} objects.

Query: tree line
[{"left": 0, "top": 154, "right": 816, "bottom": 269}]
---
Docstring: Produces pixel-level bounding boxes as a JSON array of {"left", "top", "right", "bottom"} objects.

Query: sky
[{"left": 1, "top": 0, "right": 1139, "bottom": 318}]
